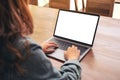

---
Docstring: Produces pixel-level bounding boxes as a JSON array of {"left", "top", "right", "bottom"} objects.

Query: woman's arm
[{"left": 18, "top": 38, "right": 81, "bottom": 80}]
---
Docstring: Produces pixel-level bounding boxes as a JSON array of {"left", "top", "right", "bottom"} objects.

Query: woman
[{"left": 0, "top": 0, "right": 81, "bottom": 80}]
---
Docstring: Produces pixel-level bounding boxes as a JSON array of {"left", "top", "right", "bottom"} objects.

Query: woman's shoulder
[
  {"left": 14, "top": 36, "right": 42, "bottom": 55},
  {"left": 15, "top": 36, "right": 39, "bottom": 47}
]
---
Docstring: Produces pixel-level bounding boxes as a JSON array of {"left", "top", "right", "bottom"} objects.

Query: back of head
[
  {"left": 0, "top": 0, "right": 34, "bottom": 75},
  {"left": 0, "top": 0, "right": 33, "bottom": 40}
]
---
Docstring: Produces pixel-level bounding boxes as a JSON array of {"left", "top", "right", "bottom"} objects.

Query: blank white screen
[{"left": 55, "top": 10, "right": 99, "bottom": 45}]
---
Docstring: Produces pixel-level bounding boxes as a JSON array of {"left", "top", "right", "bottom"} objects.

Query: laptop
[{"left": 47, "top": 9, "right": 100, "bottom": 62}]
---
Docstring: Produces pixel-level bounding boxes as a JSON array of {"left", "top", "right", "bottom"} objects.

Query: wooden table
[{"left": 29, "top": 5, "right": 120, "bottom": 80}]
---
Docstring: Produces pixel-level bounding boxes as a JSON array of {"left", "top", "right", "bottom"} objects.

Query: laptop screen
[{"left": 54, "top": 10, "right": 99, "bottom": 46}]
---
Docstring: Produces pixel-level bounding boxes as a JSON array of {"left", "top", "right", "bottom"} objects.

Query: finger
[
  {"left": 72, "top": 45, "right": 75, "bottom": 47},
  {"left": 64, "top": 51, "right": 67, "bottom": 54},
  {"left": 48, "top": 41, "right": 57, "bottom": 45},
  {"left": 48, "top": 44, "right": 58, "bottom": 48},
  {"left": 64, "top": 51, "right": 67, "bottom": 60},
  {"left": 73, "top": 45, "right": 78, "bottom": 49},
  {"left": 45, "top": 48, "right": 56, "bottom": 53},
  {"left": 46, "top": 49, "right": 55, "bottom": 52},
  {"left": 78, "top": 50, "right": 80, "bottom": 54},
  {"left": 49, "top": 42, "right": 58, "bottom": 47},
  {"left": 67, "top": 46, "right": 71, "bottom": 50}
]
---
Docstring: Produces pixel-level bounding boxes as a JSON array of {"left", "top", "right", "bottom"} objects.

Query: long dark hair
[{"left": 0, "top": 0, "right": 33, "bottom": 74}]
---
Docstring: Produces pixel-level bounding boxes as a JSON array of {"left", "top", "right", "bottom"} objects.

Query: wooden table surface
[{"left": 29, "top": 5, "right": 120, "bottom": 80}]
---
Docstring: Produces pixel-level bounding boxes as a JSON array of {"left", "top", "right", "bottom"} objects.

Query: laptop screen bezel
[{"left": 53, "top": 9, "right": 100, "bottom": 47}]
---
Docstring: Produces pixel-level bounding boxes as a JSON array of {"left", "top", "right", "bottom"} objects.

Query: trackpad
[{"left": 47, "top": 49, "right": 65, "bottom": 61}]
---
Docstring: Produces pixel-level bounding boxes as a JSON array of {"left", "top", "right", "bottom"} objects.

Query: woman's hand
[
  {"left": 41, "top": 41, "right": 58, "bottom": 54},
  {"left": 64, "top": 45, "right": 80, "bottom": 60}
]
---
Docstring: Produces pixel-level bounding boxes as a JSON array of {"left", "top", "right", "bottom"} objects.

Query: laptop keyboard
[{"left": 50, "top": 38, "right": 88, "bottom": 55}]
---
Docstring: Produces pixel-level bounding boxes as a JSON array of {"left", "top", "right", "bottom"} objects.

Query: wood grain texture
[
  {"left": 49, "top": 0, "right": 70, "bottom": 10},
  {"left": 29, "top": 5, "right": 120, "bottom": 80},
  {"left": 29, "top": 0, "right": 38, "bottom": 5},
  {"left": 86, "top": 0, "right": 115, "bottom": 17}
]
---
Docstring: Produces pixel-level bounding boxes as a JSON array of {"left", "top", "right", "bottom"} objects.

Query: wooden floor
[{"left": 38, "top": 0, "right": 120, "bottom": 19}]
